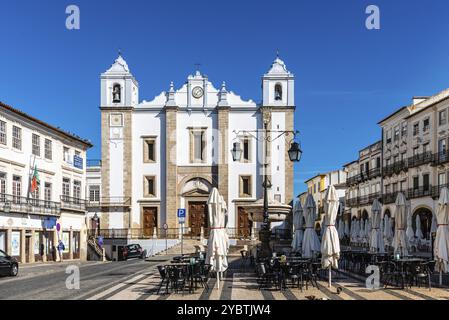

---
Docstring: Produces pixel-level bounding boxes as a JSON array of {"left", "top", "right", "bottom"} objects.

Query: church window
[
  {"left": 190, "top": 128, "right": 207, "bottom": 163},
  {"left": 112, "top": 84, "right": 121, "bottom": 103},
  {"left": 274, "top": 83, "right": 283, "bottom": 101},
  {"left": 143, "top": 138, "right": 156, "bottom": 163},
  {"left": 240, "top": 176, "right": 252, "bottom": 197},
  {"left": 144, "top": 176, "right": 156, "bottom": 197}
]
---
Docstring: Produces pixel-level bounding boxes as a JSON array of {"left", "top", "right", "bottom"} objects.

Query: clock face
[{"left": 192, "top": 86, "right": 204, "bottom": 99}]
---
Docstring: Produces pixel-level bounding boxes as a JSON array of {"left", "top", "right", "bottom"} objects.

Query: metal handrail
[{"left": 0, "top": 193, "right": 60, "bottom": 216}]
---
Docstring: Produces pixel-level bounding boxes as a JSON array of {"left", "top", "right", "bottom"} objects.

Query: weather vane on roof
[{"left": 276, "top": 49, "right": 280, "bottom": 58}]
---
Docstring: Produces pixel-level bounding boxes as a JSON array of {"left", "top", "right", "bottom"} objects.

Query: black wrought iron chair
[
  {"left": 156, "top": 265, "right": 169, "bottom": 295},
  {"left": 193, "top": 263, "right": 212, "bottom": 292}
]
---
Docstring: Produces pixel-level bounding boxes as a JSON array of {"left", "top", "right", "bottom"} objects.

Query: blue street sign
[{"left": 177, "top": 209, "right": 186, "bottom": 218}]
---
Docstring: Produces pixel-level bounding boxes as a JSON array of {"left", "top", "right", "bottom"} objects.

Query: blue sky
[{"left": 2, "top": 0, "right": 449, "bottom": 197}]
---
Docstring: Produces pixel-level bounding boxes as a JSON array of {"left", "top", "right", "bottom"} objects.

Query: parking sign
[{"left": 177, "top": 209, "right": 186, "bottom": 218}]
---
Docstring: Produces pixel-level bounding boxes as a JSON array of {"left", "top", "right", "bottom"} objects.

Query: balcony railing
[
  {"left": 407, "top": 186, "right": 433, "bottom": 199},
  {"left": 382, "top": 191, "right": 401, "bottom": 205},
  {"left": 432, "top": 151, "right": 449, "bottom": 166},
  {"left": 0, "top": 193, "right": 60, "bottom": 216},
  {"left": 408, "top": 151, "right": 433, "bottom": 168},
  {"left": 87, "top": 159, "right": 102, "bottom": 167},
  {"left": 60, "top": 195, "right": 87, "bottom": 212},
  {"left": 346, "top": 174, "right": 362, "bottom": 186},
  {"left": 86, "top": 197, "right": 131, "bottom": 210},
  {"left": 432, "top": 184, "right": 449, "bottom": 198},
  {"left": 346, "top": 197, "right": 359, "bottom": 207},
  {"left": 383, "top": 160, "right": 408, "bottom": 177},
  {"left": 89, "top": 227, "right": 262, "bottom": 240}
]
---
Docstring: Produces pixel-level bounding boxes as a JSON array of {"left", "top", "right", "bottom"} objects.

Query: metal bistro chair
[
  {"left": 256, "top": 262, "right": 280, "bottom": 290},
  {"left": 240, "top": 249, "right": 249, "bottom": 270},
  {"left": 193, "top": 263, "right": 212, "bottom": 292},
  {"left": 379, "top": 261, "right": 402, "bottom": 289},
  {"left": 156, "top": 265, "right": 169, "bottom": 295},
  {"left": 167, "top": 265, "right": 188, "bottom": 295},
  {"left": 409, "top": 260, "right": 435, "bottom": 291}
]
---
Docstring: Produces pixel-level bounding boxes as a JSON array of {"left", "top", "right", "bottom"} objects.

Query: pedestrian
[{"left": 57, "top": 240, "right": 65, "bottom": 262}]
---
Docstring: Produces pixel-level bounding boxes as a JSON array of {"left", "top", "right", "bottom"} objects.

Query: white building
[
  {"left": 0, "top": 102, "right": 92, "bottom": 263},
  {"left": 87, "top": 54, "right": 296, "bottom": 252}
]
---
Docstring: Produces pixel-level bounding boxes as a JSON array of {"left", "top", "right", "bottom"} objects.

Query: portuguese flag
[{"left": 30, "top": 164, "right": 40, "bottom": 193}]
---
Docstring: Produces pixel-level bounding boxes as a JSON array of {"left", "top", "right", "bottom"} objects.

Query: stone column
[
  {"left": 20, "top": 229, "right": 26, "bottom": 264},
  {"left": 69, "top": 229, "right": 74, "bottom": 260},
  {"left": 80, "top": 224, "right": 87, "bottom": 261},
  {"left": 53, "top": 229, "right": 59, "bottom": 262},
  {"left": 165, "top": 106, "right": 178, "bottom": 228},
  {"left": 42, "top": 231, "right": 47, "bottom": 262},
  {"left": 284, "top": 108, "right": 295, "bottom": 206},
  {"left": 6, "top": 228, "right": 12, "bottom": 256},
  {"left": 100, "top": 111, "right": 111, "bottom": 230},
  {"left": 123, "top": 110, "right": 133, "bottom": 228},
  {"left": 29, "top": 230, "right": 35, "bottom": 263},
  {"left": 217, "top": 106, "right": 230, "bottom": 209}
]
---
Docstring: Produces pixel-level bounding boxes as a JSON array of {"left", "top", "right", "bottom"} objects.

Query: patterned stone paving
[{"left": 83, "top": 257, "right": 449, "bottom": 301}]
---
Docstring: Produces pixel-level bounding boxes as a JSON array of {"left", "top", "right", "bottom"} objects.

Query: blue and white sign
[
  {"left": 177, "top": 209, "right": 186, "bottom": 218},
  {"left": 73, "top": 155, "right": 84, "bottom": 169}
]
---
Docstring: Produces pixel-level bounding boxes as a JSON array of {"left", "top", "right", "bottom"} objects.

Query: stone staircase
[{"left": 87, "top": 236, "right": 108, "bottom": 261}]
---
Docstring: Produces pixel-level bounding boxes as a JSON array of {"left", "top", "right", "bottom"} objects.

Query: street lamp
[
  {"left": 288, "top": 142, "right": 302, "bottom": 162},
  {"left": 231, "top": 142, "right": 243, "bottom": 162},
  {"left": 231, "top": 127, "right": 301, "bottom": 258},
  {"left": 92, "top": 213, "right": 99, "bottom": 237}
]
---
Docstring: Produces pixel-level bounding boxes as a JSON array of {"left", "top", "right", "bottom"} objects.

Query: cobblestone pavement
[{"left": 85, "top": 256, "right": 449, "bottom": 301}]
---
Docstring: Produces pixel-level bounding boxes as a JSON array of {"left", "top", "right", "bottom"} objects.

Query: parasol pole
[{"left": 328, "top": 265, "right": 332, "bottom": 288}]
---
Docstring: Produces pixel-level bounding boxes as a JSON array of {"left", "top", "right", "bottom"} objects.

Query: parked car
[
  {"left": 0, "top": 250, "right": 18, "bottom": 277},
  {"left": 123, "top": 244, "right": 146, "bottom": 260}
]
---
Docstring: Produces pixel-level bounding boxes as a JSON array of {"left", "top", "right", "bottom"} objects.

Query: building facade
[
  {"left": 303, "top": 169, "right": 347, "bottom": 228},
  {"left": 88, "top": 54, "right": 296, "bottom": 243},
  {"left": 0, "top": 102, "right": 92, "bottom": 263},
  {"left": 344, "top": 141, "right": 382, "bottom": 221}
]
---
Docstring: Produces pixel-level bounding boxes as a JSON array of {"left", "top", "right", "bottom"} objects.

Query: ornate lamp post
[{"left": 231, "top": 122, "right": 302, "bottom": 258}]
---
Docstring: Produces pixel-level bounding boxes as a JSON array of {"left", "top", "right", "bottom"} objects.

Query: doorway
[
  {"left": 143, "top": 207, "right": 158, "bottom": 238},
  {"left": 238, "top": 207, "right": 252, "bottom": 239},
  {"left": 188, "top": 201, "right": 208, "bottom": 237}
]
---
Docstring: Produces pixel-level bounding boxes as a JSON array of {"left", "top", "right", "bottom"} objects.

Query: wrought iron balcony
[
  {"left": 60, "top": 195, "right": 87, "bottom": 212},
  {"left": 0, "top": 193, "right": 60, "bottom": 216},
  {"left": 382, "top": 160, "right": 408, "bottom": 177},
  {"left": 408, "top": 151, "right": 433, "bottom": 168},
  {"left": 346, "top": 174, "right": 362, "bottom": 186},
  {"left": 346, "top": 197, "right": 359, "bottom": 207},
  {"left": 432, "top": 151, "right": 449, "bottom": 166},
  {"left": 407, "top": 186, "right": 433, "bottom": 199},
  {"left": 382, "top": 191, "right": 401, "bottom": 205},
  {"left": 86, "top": 197, "right": 131, "bottom": 210}
]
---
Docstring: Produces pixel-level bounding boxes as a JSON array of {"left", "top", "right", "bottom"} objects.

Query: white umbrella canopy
[
  {"left": 370, "top": 199, "right": 385, "bottom": 253},
  {"left": 291, "top": 200, "right": 304, "bottom": 252},
  {"left": 302, "top": 194, "right": 321, "bottom": 258},
  {"left": 435, "top": 187, "right": 449, "bottom": 274},
  {"left": 383, "top": 215, "right": 392, "bottom": 247},
  {"left": 344, "top": 220, "right": 350, "bottom": 237},
  {"left": 337, "top": 217, "right": 345, "bottom": 240},
  {"left": 359, "top": 219, "right": 365, "bottom": 245},
  {"left": 406, "top": 201, "right": 415, "bottom": 246},
  {"left": 321, "top": 186, "right": 340, "bottom": 268},
  {"left": 392, "top": 193, "right": 408, "bottom": 257},
  {"left": 365, "top": 219, "right": 371, "bottom": 244},
  {"left": 415, "top": 215, "right": 424, "bottom": 240},
  {"left": 205, "top": 188, "right": 229, "bottom": 288}
]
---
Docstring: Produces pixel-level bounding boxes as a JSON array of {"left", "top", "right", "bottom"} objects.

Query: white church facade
[{"left": 87, "top": 54, "right": 296, "bottom": 243}]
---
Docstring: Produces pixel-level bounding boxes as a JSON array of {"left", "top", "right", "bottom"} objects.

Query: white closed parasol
[
  {"left": 302, "top": 194, "right": 320, "bottom": 258},
  {"left": 392, "top": 192, "right": 408, "bottom": 257},
  {"left": 321, "top": 185, "right": 340, "bottom": 288},
  {"left": 205, "top": 188, "right": 229, "bottom": 289},
  {"left": 291, "top": 200, "right": 304, "bottom": 253}
]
